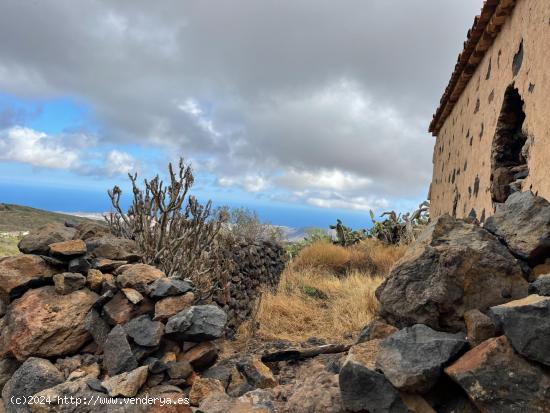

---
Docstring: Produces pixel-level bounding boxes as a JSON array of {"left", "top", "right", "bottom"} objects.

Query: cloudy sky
[{"left": 0, "top": 0, "right": 482, "bottom": 228}]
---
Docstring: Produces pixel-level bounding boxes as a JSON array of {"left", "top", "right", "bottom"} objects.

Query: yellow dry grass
[{"left": 238, "top": 239, "right": 406, "bottom": 342}]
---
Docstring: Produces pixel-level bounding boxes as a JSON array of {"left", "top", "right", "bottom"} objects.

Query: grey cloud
[{"left": 0, "top": 0, "right": 483, "bottom": 209}]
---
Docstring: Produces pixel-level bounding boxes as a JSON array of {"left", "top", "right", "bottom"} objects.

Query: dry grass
[
  {"left": 238, "top": 239, "right": 407, "bottom": 343},
  {"left": 0, "top": 234, "right": 21, "bottom": 258}
]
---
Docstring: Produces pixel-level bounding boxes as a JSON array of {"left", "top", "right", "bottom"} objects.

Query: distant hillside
[{"left": 0, "top": 203, "right": 102, "bottom": 232}]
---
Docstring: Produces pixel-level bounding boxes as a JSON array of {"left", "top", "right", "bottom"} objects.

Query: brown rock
[
  {"left": 91, "top": 258, "right": 127, "bottom": 272},
  {"left": 17, "top": 222, "right": 76, "bottom": 255},
  {"left": 167, "top": 360, "right": 194, "bottom": 380},
  {"left": 0, "top": 286, "right": 98, "bottom": 361},
  {"left": 48, "top": 239, "right": 87, "bottom": 258},
  {"left": 533, "top": 262, "right": 550, "bottom": 278},
  {"left": 102, "top": 366, "right": 148, "bottom": 397},
  {"left": 154, "top": 292, "right": 195, "bottom": 321},
  {"left": 86, "top": 269, "right": 114, "bottom": 292},
  {"left": 237, "top": 358, "right": 276, "bottom": 389},
  {"left": 115, "top": 264, "right": 166, "bottom": 293},
  {"left": 73, "top": 222, "right": 110, "bottom": 240},
  {"left": 53, "top": 273, "right": 86, "bottom": 295},
  {"left": 180, "top": 341, "right": 218, "bottom": 370},
  {"left": 0, "top": 255, "right": 57, "bottom": 296},
  {"left": 357, "top": 320, "right": 398, "bottom": 343},
  {"left": 102, "top": 291, "right": 153, "bottom": 325},
  {"left": 399, "top": 393, "right": 436, "bottom": 413},
  {"left": 445, "top": 336, "right": 550, "bottom": 412},
  {"left": 464, "top": 309, "right": 496, "bottom": 347},
  {"left": 189, "top": 378, "right": 225, "bottom": 406}
]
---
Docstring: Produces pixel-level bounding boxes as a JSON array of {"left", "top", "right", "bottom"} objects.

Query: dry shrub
[
  {"left": 291, "top": 241, "right": 351, "bottom": 273},
  {"left": 351, "top": 239, "right": 407, "bottom": 275},
  {"left": 251, "top": 267, "right": 383, "bottom": 342}
]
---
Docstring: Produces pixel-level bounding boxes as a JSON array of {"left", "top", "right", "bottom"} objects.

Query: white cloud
[
  {"left": 280, "top": 168, "right": 372, "bottom": 191},
  {"left": 0, "top": 126, "right": 79, "bottom": 169},
  {"left": 104, "top": 150, "right": 136, "bottom": 176},
  {"left": 306, "top": 194, "right": 389, "bottom": 211},
  {"left": 218, "top": 174, "right": 269, "bottom": 193}
]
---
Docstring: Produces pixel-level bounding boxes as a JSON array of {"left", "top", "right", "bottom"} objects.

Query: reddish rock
[
  {"left": 17, "top": 222, "right": 76, "bottom": 255},
  {"left": 0, "top": 255, "right": 57, "bottom": 296},
  {"left": 86, "top": 269, "right": 114, "bottom": 292},
  {"left": 121, "top": 288, "right": 144, "bottom": 304},
  {"left": 86, "top": 236, "right": 140, "bottom": 261},
  {"left": 101, "top": 366, "right": 148, "bottom": 397},
  {"left": 48, "top": 239, "right": 87, "bottom": 258},
  {"left": 102, "top": 291, "right": 153, "bottom": 325},
  {"left": 180, "top": 341, "right": 218, "bottom": 370},
  {"left": 445, "top": 336, "right": 550, "bottom": 412},
  {"left": 115, "top": 264, "right": 166, "bottom": 293},
  {"left": 357, "top": 320, "right": 398, "bottom": 343},
  {"left": 0, "top": 286, "right": 98, "bottom": 361},
  {"left": 154, "top": 292, "right": 195, "bottom": 321}
]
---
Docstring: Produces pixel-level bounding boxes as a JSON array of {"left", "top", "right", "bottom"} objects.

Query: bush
[
  {"left": 106, "top": 158, "right": 229, "bottom": 296},
  {"left": 292, "top": 241, "right": 351, "bottom": 273},
  {"left": 286, "top": 228, "right": 332, "bottom": 258},
  {"left": 221, "top": 207, "right": 283, "bottom": 243}
]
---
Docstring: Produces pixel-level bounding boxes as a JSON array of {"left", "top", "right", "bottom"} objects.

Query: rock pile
[
  {"left": 340, "top": 191, "right": 550, "bottom": 412},
  {"left": 0, "top": 221, "right": 285, "bottom": 412}
]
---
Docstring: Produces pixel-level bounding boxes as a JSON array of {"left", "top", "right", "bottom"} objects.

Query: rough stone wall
[
  {"left": 213, "top": 240, "right": 286, "bottom": 335},
  {"left": 430, "top": 0, "right": 550, "bottom": 221}
]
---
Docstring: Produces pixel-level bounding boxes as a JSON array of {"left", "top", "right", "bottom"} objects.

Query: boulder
[
  {"left": 1, "top": 358, "right": 64, "bottom": 413},
  {"left": 123, "top": 315, "right": 164, "bottom": 347},
  {"left": 73, "top": 222, "right": 110, "bottom": 241},
  {"left": 236, "top": 358, "right": 276, "bottom": 389},
  {"left": 339, "top": 339, "right": 410, "bottom": 413},
  {"left": 103, "top": 325, "right": 138, "bottom": 376},
  {"left": 17, "top": 223, "right": 76, "bottom": 255},
  {"left": 445, "top": 336, "right": 550, "bottom": 412},
  {"left": 181, "top": 341, "right": 218, "bottom": 370},
  {"left": 86, "top": 236, "right": 140, "bottom": 261},
  {"left": 48, "top": 239, "right": 87, "bottom": 258},
  {"left": 53, "top": 273, "right": 86, "bottom": 295},
  {"left": 376, "top": 214, "right": 528, "bottom": 332},
  {"left": 154, "top": 293, "right": 195, "bottom": 321},
  {"left": 488, "top": 295, "right": 550, "bottom": 366},
  {"left": 0, "top": 286, "right": 98, "bottom": 360},
  {"left": 484, "top": 191, "right": 550, "bottom": 265},
  {"left": 115, "top": 264, "right": 166, "bottom": 293},
  {"left": 376, "top": 324, "right": 467, "bottom": 393},
  {"left": 529, "top": 274, "right": 550, "bottom": 296},
  {"left": 0, "top": 255, "right": 57, "bottom": 297},
  {"left": 165, "top": 305, "right": 227, "bottom": 342},
  {"left": 357, "top": 320, "right": 398, "bottom": 343},
  {"left": 148, "top": 278, "right": 194, "bottom": 298},
  {"left": 463, "top": 309, "right": 496, "bottom": 347},
  {"left": 101, "top": 366, "right": 148, "bottom": 397}
]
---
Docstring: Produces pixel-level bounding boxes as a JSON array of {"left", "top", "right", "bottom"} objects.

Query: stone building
[{"left": 428, "top": 0, "right": 550, "bottom": 221}]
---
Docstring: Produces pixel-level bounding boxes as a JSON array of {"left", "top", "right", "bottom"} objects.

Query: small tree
[
  {"left": 106, "top": 158, "right": 229, "bottom": 290},
  {"left": 222, "top": 207, "right": 283, "bottom": 243}
]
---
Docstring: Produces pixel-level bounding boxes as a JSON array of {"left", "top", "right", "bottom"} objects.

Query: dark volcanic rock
[
  {"left": 376, "top": 214, "right": 528, "bottom": 331},
  {"left": 84, "top": 308, "right": 111, "bottom": 349},
  {"left": 339, "top": 340, "right": 410, "bottom": 413},
  {"left": 376, "top": 324, "right": 467, "bottom": 393},
  {"left": 484, "top": 191, "right": 550, "bottom": 265},
  {"left": 489, "top": 295, "right": 550, "bottom": 367},
  {"left": 2, "top": 358, "right": 64, "bottom": 413},
  {"left": 148, "top": 278, "right": 194, "bottom": 298},
  {"left": 18, "top": 222, "right": 76, "bottom": 255},
  {"left": 53, "top": 272, "right": 86, "bottom": 295},
  {"left": 165, "top": 305, "right": 227, "bottom": 342},
  {"left": 85, "top": 236, "right": 140, "bottom": 261},
  {"left": 166, "top": 360, "right": 193, "bottom": 380},
  {"left": 67, "top": 257, "right": 91, "bottom": 274},
  {"left": 529, "top": 274, "right": 550, "bottom": 296},
  {"left": 0, "top": 358, "right": 20, "bottom": 393},
  {"left": 123, "top": 315, "right": 164, "bottom": 347},
  {"left": 103, "top": 325, "right": 138, "bottom": 376},
  {"left": 446, "top": 336, "right": 550, "bottom": 413}
]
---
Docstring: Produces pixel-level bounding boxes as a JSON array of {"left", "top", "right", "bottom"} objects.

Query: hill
[{"left": 0, "top": 203, "right": 101, "bottom": 232}]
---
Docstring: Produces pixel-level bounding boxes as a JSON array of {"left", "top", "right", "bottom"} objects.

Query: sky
[{"left": 0, "top": 0, "right": 483, "bottom": 229}]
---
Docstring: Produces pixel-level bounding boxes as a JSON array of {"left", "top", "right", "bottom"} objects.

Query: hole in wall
[
  {"left": 490, "top": 85, "right": 529, "bottom": 204},
  {"left": 512, "top": 40, "right": 524, "bottom": 77}
]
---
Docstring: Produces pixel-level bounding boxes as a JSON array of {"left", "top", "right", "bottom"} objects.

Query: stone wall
[
  {"left": 213, "top": 240, "right": 286, "bottom": 336},
  {"left": 430, "top": 0, "right": 550, "bottom": 221}
]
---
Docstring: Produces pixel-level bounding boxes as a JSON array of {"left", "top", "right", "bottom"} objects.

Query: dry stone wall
[{"left": 214, "top": 240, "right": 286, "bottom": 336}]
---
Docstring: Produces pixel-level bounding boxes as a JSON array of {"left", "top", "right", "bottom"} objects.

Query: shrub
[
  {"left": 286, "top": 228, "right": 332, "bottom": 258},
  {"left": 291, "top": 241, "right": 351, "bottom": 273},
  {"left": 106, "top": 158, "right": 229, "bottom": 296},
  {"left": 221, "top": 207, "right": 283, "bottom": 243}
]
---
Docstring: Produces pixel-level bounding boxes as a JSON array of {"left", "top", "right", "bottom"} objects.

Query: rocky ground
[{"left": 1, "top": 191, "right": 550, "bottom": 412}]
